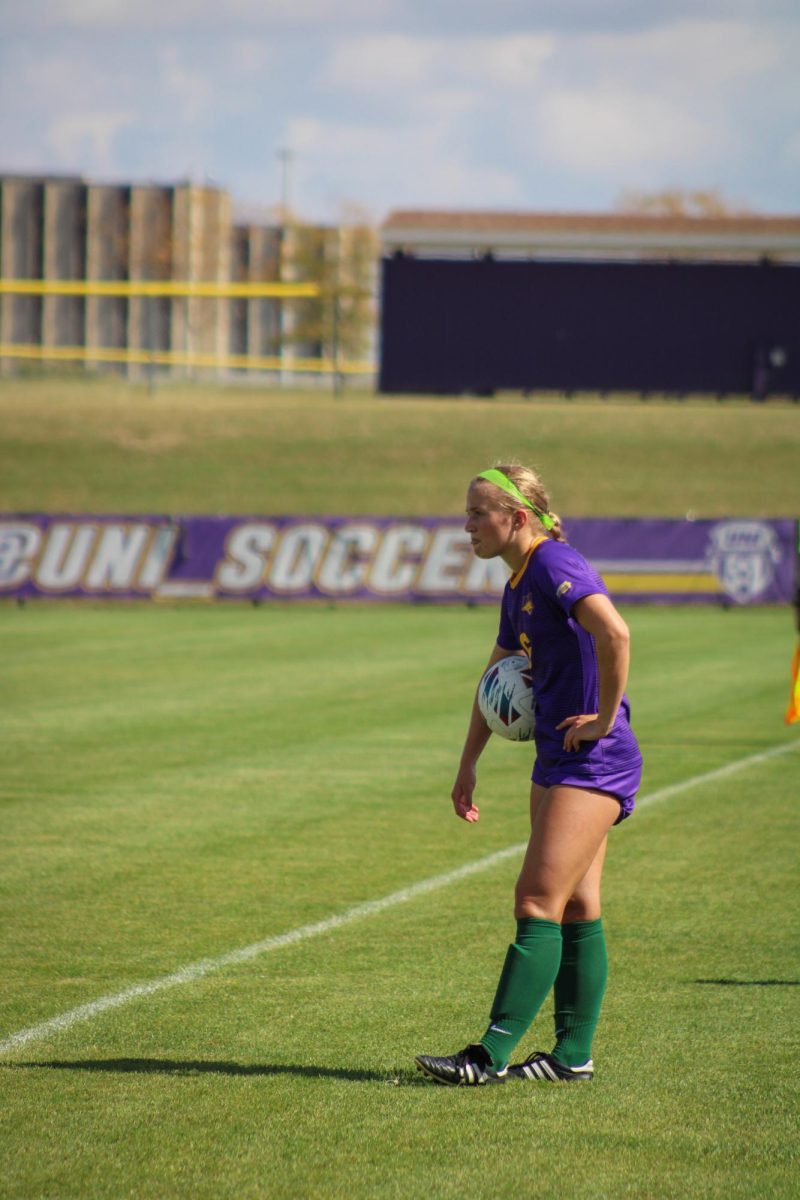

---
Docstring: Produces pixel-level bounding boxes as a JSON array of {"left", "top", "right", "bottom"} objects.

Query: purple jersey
[{"left": 497, "top": 538, "right": 642, "bottom": 814}]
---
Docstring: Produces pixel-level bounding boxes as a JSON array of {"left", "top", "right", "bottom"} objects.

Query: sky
[{"left": 1, "top": 1, "right": 799, "bottom": 224}]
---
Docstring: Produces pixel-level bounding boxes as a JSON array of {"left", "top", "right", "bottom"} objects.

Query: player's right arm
[{"left": 451, "top": 642, "right": 520, "bottom": 823}]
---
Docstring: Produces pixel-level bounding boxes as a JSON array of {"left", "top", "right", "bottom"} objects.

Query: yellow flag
[{"left": 786, "top": 644, "right": 800, "bottom": 725}]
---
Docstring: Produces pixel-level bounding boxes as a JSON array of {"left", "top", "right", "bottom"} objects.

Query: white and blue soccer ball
[{"left": 478, "top": 655, "right": 536, "bottom": 742}]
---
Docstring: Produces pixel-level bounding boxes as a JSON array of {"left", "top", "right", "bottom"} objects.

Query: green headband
[{"left": 477, "top": 469, "right": 555, "bottom": 532}]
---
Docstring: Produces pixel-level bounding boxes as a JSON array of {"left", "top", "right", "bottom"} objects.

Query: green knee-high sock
[
  {"left": 552, "top": 918, "right": 608, "bottom": 1067},
  {"left": 480, "top": 918, "right": 563, "bottom": 1069}
]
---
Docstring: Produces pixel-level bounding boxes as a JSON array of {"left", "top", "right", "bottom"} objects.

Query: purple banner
[{"left": 1, "top": 514, "right": 796, "bottom": 605}]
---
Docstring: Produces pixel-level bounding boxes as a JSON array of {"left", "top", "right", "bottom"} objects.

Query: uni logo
[
  {"left": 0, "top": 520, "right": 178, "bottom": 593},
  {"left": 706, "top": 521, "right": 783, "bottom": 604}
]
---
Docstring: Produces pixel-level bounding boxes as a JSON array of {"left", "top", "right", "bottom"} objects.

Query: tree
[
  {"left": 282, "top": 206, "right": 377, "bottom": 367},
  {"left": 616, "top": 188, "right": 754, "bottom": 218}
]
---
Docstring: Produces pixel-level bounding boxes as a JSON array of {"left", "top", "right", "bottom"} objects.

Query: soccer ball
[{"left": 478, "top": 655, "right": 535, "bottom": 742}]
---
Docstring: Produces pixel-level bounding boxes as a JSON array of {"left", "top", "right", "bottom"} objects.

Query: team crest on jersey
[
  {"left": 556, "top": 581, "right": 572, "bottom": 598},
  {"left": 521, "top": 593, "right": 534, "bottom": 614}
]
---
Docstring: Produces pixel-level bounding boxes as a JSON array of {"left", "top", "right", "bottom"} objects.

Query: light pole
[
  {"left": 276, "top": 148, "right": 294, "bottom": 385},
  {"left": 277, "top": 148, "right": 293, "bottom": 223}
]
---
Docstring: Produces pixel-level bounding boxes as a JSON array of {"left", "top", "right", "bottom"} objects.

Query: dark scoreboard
[{"left": 378, "top": 255, "right": 799, "bottom": 398}]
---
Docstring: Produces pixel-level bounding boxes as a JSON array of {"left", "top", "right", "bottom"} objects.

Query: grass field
[
  {"left": 1, "top": 377, "right": 798, "bottom": 517},
  {"left": 1, "top": 602, "right": 799, "bottom": 1199},
  {"left": 1, "top": 378, "right": 799, "bottom": 1197}
]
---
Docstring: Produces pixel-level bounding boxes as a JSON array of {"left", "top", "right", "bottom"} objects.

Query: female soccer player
[{"left": 415, "top": 464, "right": 642, "bottom": 1086}]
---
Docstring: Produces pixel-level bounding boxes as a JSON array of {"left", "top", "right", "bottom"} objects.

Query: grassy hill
[{"left": 1, "top": 376, "right": 797, "bottom": 517}]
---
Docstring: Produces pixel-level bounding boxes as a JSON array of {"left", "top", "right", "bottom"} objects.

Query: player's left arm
[{"left": 557, "top": 593, "right": 631, "bottom": 752}]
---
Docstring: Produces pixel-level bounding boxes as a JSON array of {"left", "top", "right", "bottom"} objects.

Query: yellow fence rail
[
  {"left": 0, "top": 277, "right": 377, "bottom": 375},
  {"left": 0, "top": 342, "right": 374, "bottom": 376},
  {"left": 0, "top": 278, "right": 320, "bottom": 298}
]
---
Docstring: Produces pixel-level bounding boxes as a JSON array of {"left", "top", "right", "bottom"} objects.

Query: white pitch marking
[
  {"left": 0, "top": 845, "right": 523, "bottom": 1055},
  {"left": 634, "top": 739, "right": 799, "bottom": 811},
  {"left": 1, "top": 738, "right": 797, "bottom": 1055}
]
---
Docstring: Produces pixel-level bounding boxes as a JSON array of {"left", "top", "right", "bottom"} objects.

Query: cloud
[
  {"left": 227, "top": 39, "right": 272, "bottom": 75},
  {"left": 476, "top": 34, "right": 558, "bottom": 88},
  {"left": 574, "top": 18, "right": 784, "bottom": 91},
  {"left": 783, "top": 132, "right": 800, "bottom": 166},
  {"left": 324, "top": 32, "right": 554, "bottom": 100},
  {"left": 8, "top": 0, "right": 396, "bottom": 33},
  {"left": 536, "top": 88, "right": 719, "bottom": 176},
  {"left": 314, "top": 19, "right": 791, "bottom": 208},
  {"left": 511, "top": 18, "right": 795, "bottom": 193},
  {"left": 324, "top": 35, "right": 438, "bottom": 96},
  {"left": 157, "top": 46, "right": 216, "bottom": 123},
  {"left": 13, "top": 0, "right": 797, "bottom": 36},
  {"left": 281, "top": 113, "right": 521, "bottom": 213},
  {"left": 46, "top": 110, "right": 137, "bottom": 173},
  {"left": 1, "top": 7, "right": 797, "bottom": 217}
]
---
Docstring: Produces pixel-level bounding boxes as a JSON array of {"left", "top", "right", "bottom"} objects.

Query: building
[
  {"left": 0, "top": 173, "right": 370, "bottom": 381},
  {"left": 378, "top": 210, "right": 800, "bottom": 396},
  {"left": 380, "top": 209, "right": 800, "bottom": 262}
]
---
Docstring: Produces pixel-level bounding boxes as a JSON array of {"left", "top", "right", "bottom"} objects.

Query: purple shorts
[{"left": 531, "top": 746, "right": 642, "bottom": 824}]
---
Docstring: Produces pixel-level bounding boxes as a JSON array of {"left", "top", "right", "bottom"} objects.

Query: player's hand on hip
[
  {"left": 557, "top": 713, "right": 605, "bottom": 752},
  {"left": 451, "top": 766, "right": 480, "bottom": 823}
]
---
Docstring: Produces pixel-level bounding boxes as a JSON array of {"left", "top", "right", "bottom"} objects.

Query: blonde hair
[{"left": 473, "top": 462, "right": 566, "bottom": 542}]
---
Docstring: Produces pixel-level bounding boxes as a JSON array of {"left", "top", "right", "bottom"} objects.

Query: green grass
[
  {"left": 1, "top": 377, "right": 798, "bottom": 517},
  {"left": 1, "top": 377, "right": 798, "bottom": 1196},
  {"left": 1, "top": 603, "right": 799, "bottom": 1199}
]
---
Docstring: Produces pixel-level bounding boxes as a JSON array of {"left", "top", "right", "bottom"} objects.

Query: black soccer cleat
[
  {"left": 507, "top": 1050, "right": 593, "bottom": 1082},
  {"left": 415, "top": 1042, "right": 507, "bottom": 1086}
]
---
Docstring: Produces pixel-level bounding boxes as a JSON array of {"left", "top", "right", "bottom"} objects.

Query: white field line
[{"left": 1, "top": 738, "right": 797, "bottom": 1056}]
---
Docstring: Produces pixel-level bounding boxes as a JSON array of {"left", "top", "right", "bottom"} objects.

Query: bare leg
[
  {"left": 563, "top": 838, "right": 608, "bottom": 922},
  {"left": 416, "top": 784, "right": 620, "bottom": 1084},
  {"left": 529, "top": 781, "right": 610, "bottom": 921},
  {"left": 515, "top": 785, "right": 620, "bottom": 922},
  {"left": 519, "top": 782, "right": 615, "bottom": 1070}
]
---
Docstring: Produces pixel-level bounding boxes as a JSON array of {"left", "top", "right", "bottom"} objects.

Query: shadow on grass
[
  {"left": 694, "top": 979, "right": 800, "bottom": 987},
  {"left": 2, "top": 1058, "right": 426, "bottom": 1085}
]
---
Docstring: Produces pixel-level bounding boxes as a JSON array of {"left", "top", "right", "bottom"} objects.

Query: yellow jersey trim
[{"left": 509, "top": 537, "right": 548, "bottom": 589}]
